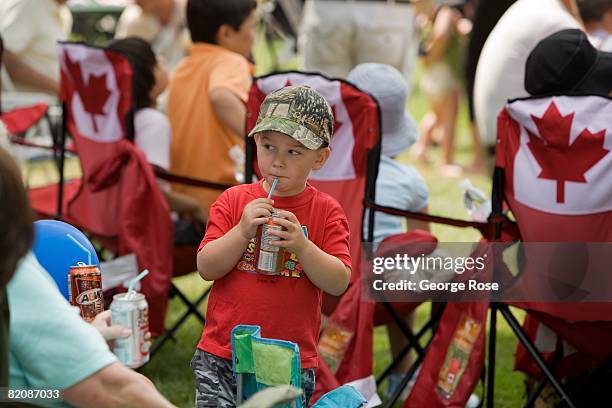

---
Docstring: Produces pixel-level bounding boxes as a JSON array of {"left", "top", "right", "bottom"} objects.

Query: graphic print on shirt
[{"left": 237, "top": 226, "right": 309, "bottom": 278}]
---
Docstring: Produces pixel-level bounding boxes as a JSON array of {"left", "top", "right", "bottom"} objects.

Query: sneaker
[{"left": 466, "top": 393, "right": 481, "bottom": 408}]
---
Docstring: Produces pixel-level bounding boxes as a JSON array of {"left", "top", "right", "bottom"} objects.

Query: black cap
[{"left": 525, "top": 28, "right": 612, "bottom": 96}]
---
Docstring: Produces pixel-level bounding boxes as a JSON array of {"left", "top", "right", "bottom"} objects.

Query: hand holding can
[
  {"left": 255, "top": 209, "right": 285, "bottom": 274},
  {"left": 91, "top": 310, "right": 132, "bottom": 341},
  {"left": 68, "top": 263, "right": 104, "bottom": 322},
  {"left": 110, "top": 292, "right": 150, "bottom": 368}
]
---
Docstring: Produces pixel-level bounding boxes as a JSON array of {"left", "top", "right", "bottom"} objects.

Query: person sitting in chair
[{"left": 107, "top": 37, "right": 208, "bottom": 244}]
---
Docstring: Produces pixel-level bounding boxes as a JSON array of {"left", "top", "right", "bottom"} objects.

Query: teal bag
[
  {"left": 312, "top": 385, "right": 367, "bottom": 408},
  {"left": 231, "top": 325, "right": 302, "bottom": 408}
]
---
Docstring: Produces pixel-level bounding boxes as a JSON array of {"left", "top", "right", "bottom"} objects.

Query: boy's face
[
  {"left": 218, "top": 9, "right": 258, "bottom": 58},
  {"left": 255, "top": 131, "right": 330, "bottom": 197}
]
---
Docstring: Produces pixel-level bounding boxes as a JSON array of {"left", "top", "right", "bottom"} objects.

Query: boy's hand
[
  {"left": 238, "top": 198, "right": 274, "bottom": 239},
  {"left": 267, "top": 210, "right": 310, "bottom": 255}
]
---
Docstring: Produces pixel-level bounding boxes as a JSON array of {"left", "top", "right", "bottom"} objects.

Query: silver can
[
  {"left": 257, "top": 209, "right": 282, "bottom": 274},
  {"left": 110, "top": 292, "right": 150, "bottom": 368}
]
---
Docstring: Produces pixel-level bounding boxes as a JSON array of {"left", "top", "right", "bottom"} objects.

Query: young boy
[
  {"left": 192, "top": 85, "right": 352, "bottom": 407},
  {"left": 167, "top": 0, "right": 257, "bottom": 213}
]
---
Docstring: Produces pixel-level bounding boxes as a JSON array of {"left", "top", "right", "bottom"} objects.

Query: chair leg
[
  {"left": 377, "top": 342, "right": 413, "bottom": 385},
  {"left": 376, "top": 302, "right": 446, "bottom": 385},
  {"left": 150, "top": 285, "right": 211, "bottom": 357},
  {"left": 524, "top": 352, "right": 563, "bottom": 408},
  {"left": 524, "top": 377, "right": 549, "bottom": 408},
  {"left": 384, "top": 336, "right": 435, "bottom": 408},
  {"left": 172, "top": 283, "right": 207, "bottom": 324},
  {"left": 498, "top": 304, "right": 576, "bottom": 408},
  {"left": 487, "top": 303, "right": 497, "bottom": 408},
  {"left": 382, "top": 302, "right": 425, "bottom": 356}
]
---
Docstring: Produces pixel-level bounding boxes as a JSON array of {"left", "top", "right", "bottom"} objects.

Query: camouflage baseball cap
[{"left": 248, "top": 85, "right": 334, "bottom": 150}]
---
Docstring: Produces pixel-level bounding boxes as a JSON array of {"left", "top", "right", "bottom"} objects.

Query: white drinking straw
[
  {"left": 66, "top": 233, "right": 92, "bottom": 265},
  {"left": 267, "top": 177, "right": 279, "bottom": 199},
  {"left": 126, "top": 269, "right": 149, "bottom": 300}
]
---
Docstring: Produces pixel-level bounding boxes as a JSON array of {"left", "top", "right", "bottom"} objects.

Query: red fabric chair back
[
  {"left": 496, "top": 95, "right": 612, "bottom": 375},
  {"left": 57, "top": 42, "right": 173, "bottom": 336},
  {"left": 497, "top": 95, "right": 612, "bottom": 320}
]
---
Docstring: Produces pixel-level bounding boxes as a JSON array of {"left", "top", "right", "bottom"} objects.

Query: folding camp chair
[
  {"left": 0, "top": 102, "right": 72, "bottom": 188},
  {"left": 25, "top": 42, "right": 232, "bottom": 356},
  {"left": 486, "top": 94, "right": 612, "bottom": 407}
]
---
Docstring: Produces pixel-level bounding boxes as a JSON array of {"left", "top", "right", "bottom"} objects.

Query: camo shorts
[{"left": 191, "top": 349, "right": 316, "bottom": 407}]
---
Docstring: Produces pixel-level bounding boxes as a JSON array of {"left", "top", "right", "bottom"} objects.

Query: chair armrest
[{"left": 152, "top": 166, "right": 236, "bottom": 191}]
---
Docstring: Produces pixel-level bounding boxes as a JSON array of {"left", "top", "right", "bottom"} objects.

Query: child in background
[
  {"left": 193, "top": 85, "right": 351, "bottom": 407},
  {"left": 107, "top": 37, "right": 207, "bottom": 243},
  {"left": 167, "top": 0, "right": 258, "bottom": 214},
  {"left": 348, "top": 62, "right": 430, "bottom": 399}
]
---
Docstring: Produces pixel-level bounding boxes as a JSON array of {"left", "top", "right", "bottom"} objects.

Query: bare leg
[
  {"left": 413, "top": 108, "right": 438, "bottom": 164},
  {"left": 467, "top": 121, "right": 486, "bottom": 173},
  {"left": 440, "top": 88, "right": 459, "bottom": 166},
  {"left": 436, "top": 89, "right": 462, "bottom": 177}
]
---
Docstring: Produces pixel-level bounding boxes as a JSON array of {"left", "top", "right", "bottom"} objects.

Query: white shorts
[
  {"left": 298, "top": 0, "right": 419, "bottom": 79},
  {"left": 420, "top": 62, "right": 460, "bottom": 100}
]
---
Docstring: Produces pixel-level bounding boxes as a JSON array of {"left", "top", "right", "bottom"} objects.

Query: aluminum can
[
  {"left": 68, "top": 262, "right": 104, "bottom": 322},
  {"left": 110, "top": 292, "right": 150, "bottom": 368},
  {"left": 256, "top": 210, "right": 283, "bottom": 274}
]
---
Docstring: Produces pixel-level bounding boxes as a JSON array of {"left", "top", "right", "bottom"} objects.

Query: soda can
[
  {"left": 256, "top": 209, "right": 283, "bottom": 274},
  {"left": 110, "top": 292, "right": 150, "bottom": 368},
  {"left": 68, "top": 262, "right": 104, "bottom": 322}
]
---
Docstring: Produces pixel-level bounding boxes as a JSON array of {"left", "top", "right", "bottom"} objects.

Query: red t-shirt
[{"left": 197, "top": 180, "right": 351, "bottom": 368}]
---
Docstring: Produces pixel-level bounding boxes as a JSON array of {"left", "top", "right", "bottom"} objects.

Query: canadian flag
[
  {"left": 497, "top": 96, "right": 612, "bottom": 379},
  {"left": 502, "top": 96, "right": 612, "bottom": 215},
  {"left": 59, "top": 42, "right": 132, "bottom": 143},
  {"left": 58, "top": 43, "right": 173, "bottom": 337}
]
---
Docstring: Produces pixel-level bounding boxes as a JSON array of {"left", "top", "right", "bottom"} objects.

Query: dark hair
[
  {"left": 577, "top": 0, "right": 612, "bottom": 23},
  {"left": 0, "top": 147, "right": 34, "bottom": 287},
  {"left": 106, "top": 37, "right": 157, "bottom": 110},
  {"left": 187, "top": 0, "right": 257, "bottom": 44}
]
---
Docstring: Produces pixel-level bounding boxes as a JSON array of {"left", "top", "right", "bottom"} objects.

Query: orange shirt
[{"left": 167, "top": 43, "right": 252, "bottom": 211}]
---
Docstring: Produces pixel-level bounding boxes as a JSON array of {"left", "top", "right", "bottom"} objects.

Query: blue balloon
[{"left": 33, "top": 220, "right": 99, "bottom": 300}]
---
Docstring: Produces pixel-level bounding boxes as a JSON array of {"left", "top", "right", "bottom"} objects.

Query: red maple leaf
[
  {"left": 63, "top": 50, "right": 112, "bottom": 133},
  {"left": 527, "top": 101, "right": 609, "bottom": 203}
]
